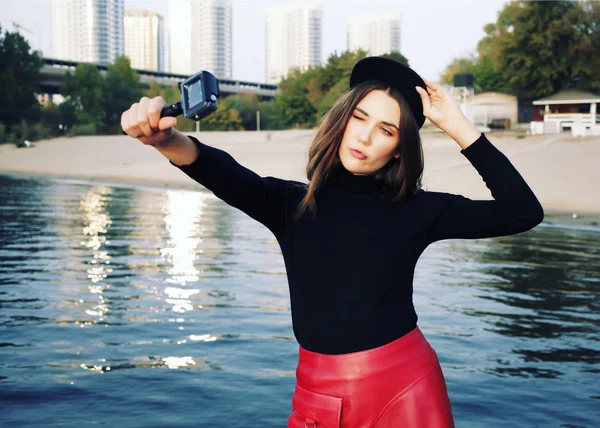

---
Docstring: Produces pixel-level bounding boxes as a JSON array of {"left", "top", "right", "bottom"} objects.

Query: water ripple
[{"left": 0, "top": 174, "right": 597, "bottom": 427}]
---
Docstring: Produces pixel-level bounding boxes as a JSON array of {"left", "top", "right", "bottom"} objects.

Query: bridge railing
[{"left": 41, "top": 58, "right": 278, "bottom": 92}]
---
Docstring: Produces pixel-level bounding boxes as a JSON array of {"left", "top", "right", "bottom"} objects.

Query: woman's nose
[{"left": 358, "top": 129, "right": 372, "bottom": 145}]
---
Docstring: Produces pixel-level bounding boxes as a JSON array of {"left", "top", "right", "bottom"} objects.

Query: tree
[
  {"left": 440, "top": 0, "right": 600, "bottom": 99},
  {"left": 40, "top": 99, "right": 64, "bottom": 136},
  {"left": 0, "top": 25, "right": 43, "bottom": 132},
  {"left": 102, "top": 56, "right": 143, "bottom": 133},
  {"left": 200, "top": 96, "right": 243, "bottom": 131},
  {"left": 62, "top": 63, "right": 104, "bottom": 127},
  {"left": 258, "top": 99, "right": 285, "bottom": 130},
  {"left": 477, "top": 0, "right": 600, "bottom": 99},
  {"left": 439, "top": 56, "right": 477, "bottom": 86},
  {"left": 273, "top": 50, "right": 371, "bottom": 127},
  {"left": 380, "top": 51, "right": 409, "bottom": 66},
  {"left": 492, "top": 1, "right": 584, "bottom": 99},
  {"left": 572, "top": 0, "right": 600, "bottom": 93},
  {"left": 231, "top": 92, "right": 260, "bottom": 130},
  {"left": 146, "top": 81, "right": 179, "bottom": 104},
  {"left": 251, "top": 48, "right": 412, "bottom": 129}
]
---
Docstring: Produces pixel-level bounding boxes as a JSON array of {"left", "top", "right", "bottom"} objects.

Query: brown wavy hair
[{"left": 294, "top": 80, "right": 424, "bottom": 220}]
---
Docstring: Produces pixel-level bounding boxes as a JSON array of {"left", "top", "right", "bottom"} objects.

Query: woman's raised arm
[
  {"left": 425, "top": 133, "right": 544, "bottom": 243},
  {"left": 414, "top": 80, "right": 544, "bottom": 243},
  {"left": 120, "top": 96, "right": 300, "bottom": 237}
]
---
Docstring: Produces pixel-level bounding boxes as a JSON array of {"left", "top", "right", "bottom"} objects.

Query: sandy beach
[{"left": 1, "top": 129, "right": 599, "bottom": 223}]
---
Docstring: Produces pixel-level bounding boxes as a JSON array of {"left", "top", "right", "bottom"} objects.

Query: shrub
[{"left": 66, "top": 123, "right": 97, "bottom": 137}]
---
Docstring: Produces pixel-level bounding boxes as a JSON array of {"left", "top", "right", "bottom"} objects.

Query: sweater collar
[{"left": 326, "top": 167, "right": 383, "bottom": 193}]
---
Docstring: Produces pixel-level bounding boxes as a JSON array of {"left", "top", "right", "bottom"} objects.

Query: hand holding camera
[
  {"left": 121, "top": 70, "right": 220, "bottom": 146},
  {"left": 121, "top": 96, "right": 177, "bottom": 146}
]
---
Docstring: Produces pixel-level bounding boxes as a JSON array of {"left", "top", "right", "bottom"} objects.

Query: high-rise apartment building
[
  {"left": 50, "top": 0, "right": 124, "bottom": 64},
  {"left": 347, "top": 15, "right": 401, "bottom": 56},
  {"left": 124, "top": 10, "right": 165, "bottom": 71},
  {"left": 169, "top": 0, "right": 192, "bottom": 75},
  {"left": 169, "top": 0, "right": 232, "bottom": 78},
  {"left": 265, "top": 3, "right": 323, "bottom": 84}
]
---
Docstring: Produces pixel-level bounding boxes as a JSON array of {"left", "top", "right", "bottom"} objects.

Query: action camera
[{"left": 161, "top": 70, "right": 220, "bottom": 121}]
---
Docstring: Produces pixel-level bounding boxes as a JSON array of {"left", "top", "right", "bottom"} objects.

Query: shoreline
[
  {"left": 2, "top": 170, "right": 599, "bottom": 229},
  {"left": 1, "top": 130, "right": 600, "bottom": 225}
]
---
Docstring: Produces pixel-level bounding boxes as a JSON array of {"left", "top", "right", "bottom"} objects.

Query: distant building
[
  {"left": 266, "top": 3, "right": 323, "bottom": 84},
  {"left": 168, "top": 0, "right": 192, "bottom": 75},
  {"left": 531, "top": 90, "right": 600, "bottom": 135},
  {"left": 169, "top": 0, "right": 232, "bottom": 78},
  {"left": 468, "top": 92, "right": 519, "bottom": 129},
  {"left": 191, "top": 0, "right": 232, "bottom": 78},
  {"left": 125, "top": 10, "right": 165, "bottom": 72},
  {"left": 50, "top": 0, "right": 124, "bottom": 64},
  {"left": 347, "top": 15, "right": 401, "bottom": 56}
]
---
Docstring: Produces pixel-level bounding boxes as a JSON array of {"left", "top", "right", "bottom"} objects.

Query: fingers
[
  {"left": 423, "top": 79, "right": 450, "bottom": 100},
  {"left": 158, "top": 116, "right": 178, "bottom": 131},
  {"left": 121, "top": 103, "right": 142, "bottom": 138},
  {"left": 136, "top": 97, "right": 154, "bottom": 137},
  {"left": 147, "top": 97, "right": 166, "bottom": 130},
  {"left": 423, "top": 78, "right": 443, "bottom": 92},
  {"left": 121, "top": 96, "right": 171, "bottom": 139},
  {"left": 415, "top": 86, "right": 431, "bottom": 113}
]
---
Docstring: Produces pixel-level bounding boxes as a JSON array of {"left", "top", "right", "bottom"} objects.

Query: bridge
[{"left": 38, "top": 58, "right": 278, "bottom": 99}]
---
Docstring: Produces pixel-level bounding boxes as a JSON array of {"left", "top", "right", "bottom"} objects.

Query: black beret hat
[{"left": 349, "top": 56, "right": 427, "bottom": 129}]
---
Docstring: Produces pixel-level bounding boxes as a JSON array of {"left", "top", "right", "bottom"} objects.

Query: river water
[{"left": 0, "top": 175, "right": 598, "bottom": 427}]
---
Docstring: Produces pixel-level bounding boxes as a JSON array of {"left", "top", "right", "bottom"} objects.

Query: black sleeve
[
  {"left": 427, "top": 133, "right": 544, "bottom": 243},
  {"left": 169, "top": 136, "right": 296, "bottom": 237}
]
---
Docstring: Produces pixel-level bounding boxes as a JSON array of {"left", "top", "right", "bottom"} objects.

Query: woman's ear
[{"left": 394, "top": 152, "right": 400, "bottom": 159}]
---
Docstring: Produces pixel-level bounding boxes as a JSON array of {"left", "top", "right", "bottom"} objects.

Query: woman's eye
[
  {"left": 353, "top": 115, "right": 363, "bottom": 120},
  {"left": 382, "top": 128, "right": 392, "bottom": 136}
]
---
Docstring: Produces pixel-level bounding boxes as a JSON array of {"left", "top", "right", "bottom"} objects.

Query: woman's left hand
[
  {"left": 415, "top": 79, "right": 468, "bottom": 131},
  {"left": 415, "top": 78, "right": 481, "bottom": 149}
]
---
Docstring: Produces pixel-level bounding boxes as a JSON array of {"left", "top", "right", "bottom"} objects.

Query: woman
[{"left": 121, "top": 56, "right": 544, "bottom": 427}]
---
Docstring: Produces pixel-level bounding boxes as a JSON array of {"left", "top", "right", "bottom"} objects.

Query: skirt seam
[{"left": 368, "top": 364, "right": 437, "bottom": 428}]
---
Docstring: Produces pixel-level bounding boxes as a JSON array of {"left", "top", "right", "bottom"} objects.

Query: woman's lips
[{"left": 350, "top": 149, "right": 367, "bottom": 160}]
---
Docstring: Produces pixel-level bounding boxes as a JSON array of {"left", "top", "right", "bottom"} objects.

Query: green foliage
[
  {"left": 58, "top": 56, "right": 144, "bottom": 134},
  {"left": 40, "top": 100, "right": 64, "bottom": 137},
  {"left": 18, "top": 120, "right": 52, "bottom": 142},
  {"left": 102, "top": 56, "right": 143, "bottom": 132},
  {"left": 379, "top": 51, "right": 409, "bottom": 66},
  {"left": 569, "top": 0, "right": 600, "bottom": 93},
  {"left": 440, "top": 0, "right": 600, "bottom": 99},
  {"left": 492, "top": 1, "right": 583, "bottom": 99},
  {"left": 230, "top": 92, "right": 260, "bottom": 130},
  {"left": 269, "top": 49, "right": 377, "bottom": 128},
  {"left": 146, "top": 81, "right": 180, "bottom": 104},
  {"left": 258, "top": 99, "right": 286, "bottom": 130},
  {"left": 470, "top": 58, "right": 504, "bottom": 94},
  {"left": 66, "top": 123, "right": 98, "bottom": 137},
  {"left": 314, "top": 78, "right": 350, "bottom": 120},
  {"left": 439, "top": 56, "right": 477, "bottom": 86},
  {"left": 62, "top": 63, "right": 104, "bottom": 127},
  {"left": 199, "top": 96, "right": 243, "bottom": 131},
  {"left": 0, "top": 25, "right": 43, "bottom": 131},
  {"left": 57, "top": 99, "right": 78, "bottom": 132}
]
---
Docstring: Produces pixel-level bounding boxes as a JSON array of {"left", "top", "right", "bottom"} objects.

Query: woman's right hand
[{"left": 121, "top": 96, "right": 179, "bottom": 146}]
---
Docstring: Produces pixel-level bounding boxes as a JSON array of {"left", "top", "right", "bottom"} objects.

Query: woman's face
[{"left": 338, "top": 89, "right": 401, "bottom": 176}]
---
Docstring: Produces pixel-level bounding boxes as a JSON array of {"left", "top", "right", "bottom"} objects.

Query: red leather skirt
[{"left": 288, "top": 326, "right": 455, "bottom": 428}]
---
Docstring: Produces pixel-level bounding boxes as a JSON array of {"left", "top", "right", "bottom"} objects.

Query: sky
[{"left": 0, "top": 0, "right": 509, "bottom": 83}]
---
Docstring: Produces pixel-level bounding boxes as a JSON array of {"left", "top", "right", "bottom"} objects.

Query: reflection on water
[
  {"left": 456, "top": 228, "right": 598, "bottom": 378},
  {"left": 0, "top": 174, "right": 598, "bottom": 427}
]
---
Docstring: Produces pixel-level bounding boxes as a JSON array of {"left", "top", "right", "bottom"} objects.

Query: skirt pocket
[{"left": 290, "top": 384, "right": 343, "bottom": 428}]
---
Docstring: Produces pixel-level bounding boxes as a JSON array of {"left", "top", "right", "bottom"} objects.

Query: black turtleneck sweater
[{"left": 169, "top": 133, "right": 544, "bottom": 354}]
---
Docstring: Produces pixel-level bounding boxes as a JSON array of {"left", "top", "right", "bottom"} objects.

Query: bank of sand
[{"left": 1, "top": 130, "right": 599, "bottom": 224}]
